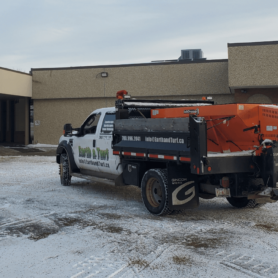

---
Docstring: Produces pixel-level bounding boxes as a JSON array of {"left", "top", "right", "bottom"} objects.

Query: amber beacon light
[{"left": 116, "top": 90, "right": 128, "bottom": 99}]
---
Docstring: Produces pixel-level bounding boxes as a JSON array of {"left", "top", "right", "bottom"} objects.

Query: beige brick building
[
  {"left": 1, "top": 40, "right": 278, "bottom": 145},
  {"left": 0, "top": 67, "right": 32, "bottom": 145},
  {"left": 228, "top": 41, "right": 278, "bottom": 104},
  {"left": 31, "top": 59, "right": 234, "bottom": 144}
]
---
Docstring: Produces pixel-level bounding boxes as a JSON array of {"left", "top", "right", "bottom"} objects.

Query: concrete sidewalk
[{"left": 0, "top": 144, "right": 56, "bottom": 156}]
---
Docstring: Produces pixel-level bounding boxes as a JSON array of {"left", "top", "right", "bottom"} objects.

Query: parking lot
[{"left": 1, "top": 149, "right": 278, "bottom": 277}]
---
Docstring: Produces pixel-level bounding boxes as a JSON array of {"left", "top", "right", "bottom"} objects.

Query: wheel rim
[{"left": 146, "top": 177, "right": 163, "bottom": 207}]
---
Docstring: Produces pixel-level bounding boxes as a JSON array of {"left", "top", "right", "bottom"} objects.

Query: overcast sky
[{"left": 1, "top": 0, "right": 278, "bottom": 72}]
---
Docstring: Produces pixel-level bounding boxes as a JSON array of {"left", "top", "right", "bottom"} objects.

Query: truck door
[
  {"left": 73, "top": 113, "right": 101, "bottom": 172},
  {"left": 96, "top": 112, "right": 122, "bottom": 175}
]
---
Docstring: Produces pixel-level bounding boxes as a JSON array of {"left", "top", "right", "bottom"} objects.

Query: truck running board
[{"left": 70, "top": 172, "right": 115, "bottom": 186}]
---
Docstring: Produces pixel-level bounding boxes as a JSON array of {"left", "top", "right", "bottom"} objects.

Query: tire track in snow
[
  {"left": 0, "top": 211, "right": 56, "bottom": 228},
  {"left": 216, "top": 251, "right": 278, "bottom": 277}
]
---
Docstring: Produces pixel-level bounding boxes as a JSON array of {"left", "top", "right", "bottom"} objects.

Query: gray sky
[{"left": 1, "top": 0, "right": 278, "bottom": 72}]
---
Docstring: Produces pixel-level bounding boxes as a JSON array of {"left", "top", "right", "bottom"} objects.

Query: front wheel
[
  {"left": 226, "top": 197, "right": 264, "bottom": 208},
  {"left": 141, "top": 169, "right": 172, "bottom": 216},
  {"left": 59, "top": 153, "right": 71, "bottom": 186}
]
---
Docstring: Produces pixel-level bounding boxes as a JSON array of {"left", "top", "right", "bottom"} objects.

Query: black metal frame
[{"left": 116, "top": 98, "right": 214, "bottom": 110}]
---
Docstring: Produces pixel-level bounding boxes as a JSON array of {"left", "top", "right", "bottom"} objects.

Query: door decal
[
  {"left": 95, "top": 148, "right": 109, "bottom": 160},
  {"left": 78, "top": 146, "right": 91, "bottom": 158},
  {"left": 78, "top": 146, "right": 110, "bottom": 168}
]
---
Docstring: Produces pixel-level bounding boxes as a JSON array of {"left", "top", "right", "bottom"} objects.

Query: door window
[{"left": 84, "top": 113, "right": 101, "bottom": 135}]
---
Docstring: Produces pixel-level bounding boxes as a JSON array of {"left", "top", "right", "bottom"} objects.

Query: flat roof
[
  {"left": 228, "top": 40, "right": 278, "bottom": 47},
  {"left": 0, "top": 66, "right": 31, "bottom": 76},
  {"left": 31, "top": 59, "right": 228, "bottom": 72}
]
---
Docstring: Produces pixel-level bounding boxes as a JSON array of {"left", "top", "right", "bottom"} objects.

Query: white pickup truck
[
  {"left": 56, "top": 95, "right": 278, "bottom": 216},
  {"left": 57, "top": 107, "right": 122, "bottom": 185}
]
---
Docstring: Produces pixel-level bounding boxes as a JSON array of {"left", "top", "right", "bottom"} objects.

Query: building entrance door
[
  {"left": 0, "top": 100, "right": 21, "bottom": 144},
  {"left": 0, "top": 100, "right": 7, "bottom": 142}
]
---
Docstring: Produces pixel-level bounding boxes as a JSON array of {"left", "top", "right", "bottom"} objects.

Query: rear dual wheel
[
  {"left": 141, "top": 169, "right": 173, "bottom": 216},
  {"left": 226, "top": 197, "right": 264, "bottom": 208}
]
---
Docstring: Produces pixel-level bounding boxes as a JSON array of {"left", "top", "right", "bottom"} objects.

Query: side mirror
[{"left": 63, "top": 123, "right": 72, "bottom": 136}]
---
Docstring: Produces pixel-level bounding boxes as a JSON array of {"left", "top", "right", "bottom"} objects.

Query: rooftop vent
[
  {"left": 179, "top": 49, "right": 206, "bottom": 61},
  {"left": 151, "top": 48, "right": 207, "bottom": 63}
]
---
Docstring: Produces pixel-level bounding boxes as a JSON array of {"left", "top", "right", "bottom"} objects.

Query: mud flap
[
  {"left": 263, "top": 142, "right": 278, "bottom": 188},
  {"left": 167, "top": 163, "right": 199, "bottom": 210},
  {"left": 114, "top": 173, "right": 127, "bottom": 186}
]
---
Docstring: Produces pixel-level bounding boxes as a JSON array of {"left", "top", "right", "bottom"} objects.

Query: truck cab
[{"left": 57, "top": 107, "right": 122, "bottom": 184}]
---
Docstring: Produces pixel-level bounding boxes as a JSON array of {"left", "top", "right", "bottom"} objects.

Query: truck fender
[{"left": 56, "top": 140, "right": 79, "bottom": 173}]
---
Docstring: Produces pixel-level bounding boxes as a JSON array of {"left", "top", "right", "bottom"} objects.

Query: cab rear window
[{"left": 101, "top": 113, "right": 116, "bottom": 134}]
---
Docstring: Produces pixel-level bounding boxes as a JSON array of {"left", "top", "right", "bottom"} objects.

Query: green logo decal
[
  {"left": 78, "top": 146, "right": 109, "bottom": 161},
  {"left": 96, "top": 147, "right": 109, "bottom": 161},
  {"left": 92, "top": 149, "right": 97, "bottom": 159},
  {"left": 78, "top": 146, "right": 92, "bottom": 158}
]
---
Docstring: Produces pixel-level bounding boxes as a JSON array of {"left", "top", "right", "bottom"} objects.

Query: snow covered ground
[{"left": 1, "top": 155, "right": 278, "bottom": 277}]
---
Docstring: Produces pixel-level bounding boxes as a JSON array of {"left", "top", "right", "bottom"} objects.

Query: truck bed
[
  {"left": 113, "top": 116, "right": 258, "bottom": 175},
  {"left": 113, "top": 117, "right": 190, "bottom": 161}
]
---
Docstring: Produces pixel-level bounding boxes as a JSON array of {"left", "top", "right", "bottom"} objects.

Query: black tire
[
  {"left": 59, "top": 153, "right": 71, "bottom": 186},
  {"left": 226, "top": 197, "right": 265, "bottom": 208},
  {"left": 141, "top": 169, "right": 172, "bottom": 216}
]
